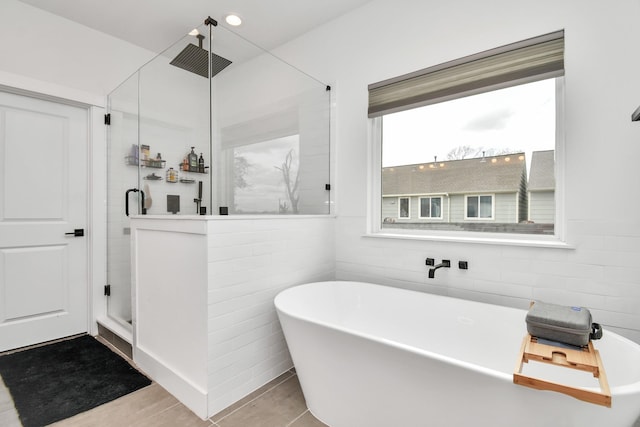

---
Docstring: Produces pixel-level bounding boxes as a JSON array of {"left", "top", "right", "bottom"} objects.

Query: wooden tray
[{"left": 513, "top": 334, "right": 611, "bottom": 407}]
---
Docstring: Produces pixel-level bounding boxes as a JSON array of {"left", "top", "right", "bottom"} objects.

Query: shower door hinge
[
  {"left": 104, "top": 284, "right": 111, "bottom": 296},
  {"left": 104, "top": 113, "right": 111, "bottom": 125},
  {"left": 325, "top": 184, "right": 331, "bottom": 191}
]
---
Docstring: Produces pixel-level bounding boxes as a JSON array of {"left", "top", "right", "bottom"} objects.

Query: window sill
[{"left": 364, "top": 230, "right": 573, "bottom": 249}]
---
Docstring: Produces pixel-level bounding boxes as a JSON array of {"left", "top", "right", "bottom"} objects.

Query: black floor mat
[{"left": 0, "top": 335, "right": 151, "bottom": 427}]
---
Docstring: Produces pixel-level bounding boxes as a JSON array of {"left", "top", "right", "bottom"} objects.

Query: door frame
[{"left": 0, "top": 83, "right": 106, "bottom": 342}]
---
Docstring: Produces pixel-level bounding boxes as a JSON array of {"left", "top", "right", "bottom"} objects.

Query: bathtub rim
[{"left": 275, "top": 280, "right": 640, "bottom": 397}]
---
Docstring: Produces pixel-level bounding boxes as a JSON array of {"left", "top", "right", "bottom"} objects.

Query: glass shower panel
[
  {"left": 211, "top": 25, "right": 331, "bottom": 215},
  {"left": 106, "top": 72, "right": 139, "bottom": 330},
  {"left": 105, "top": 17, "right": 332, "bottom": 337},
  {"left": 138, "top": 27, "right": 211, "bottom": 216}
]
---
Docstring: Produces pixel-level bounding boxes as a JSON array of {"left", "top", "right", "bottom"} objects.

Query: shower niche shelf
[
  {"left": 179, "top": 167, "right": 209, "bottom": 174},
  {"left": 125, "top": 156, "right": 166, "bottom": 168}
]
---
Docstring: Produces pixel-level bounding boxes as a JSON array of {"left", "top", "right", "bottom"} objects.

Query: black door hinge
[
  {"left": 104, "top": 113, "right": 111, "bottom": 125},
  {"left": 325, "top": 184, "right": 331, "bottom": 191},
  {"left": 104, "top": 284, "right": 111, "bottom": 296}
]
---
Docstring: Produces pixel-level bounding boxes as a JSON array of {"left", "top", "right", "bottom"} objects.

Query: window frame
[
  {"left": 419, "top": 196, "right": 443, "bottom": 219},
  {"left": 398, "top": 197, "right": 411, "bottom": 219},
  {"left": 366, "top": 35, "right": 568, "bottom": 247},
  {"left": 464, "top": 194, "right": 495, "bottom": 220}
]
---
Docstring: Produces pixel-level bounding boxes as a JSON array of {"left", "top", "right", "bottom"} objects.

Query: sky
[{"left": 382, "top": 78, "right": 556, "bottom": 172}]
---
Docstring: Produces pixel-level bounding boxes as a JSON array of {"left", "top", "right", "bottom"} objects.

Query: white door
[{"left": 0, "top": 91, "right": 88, "bottom": 352}]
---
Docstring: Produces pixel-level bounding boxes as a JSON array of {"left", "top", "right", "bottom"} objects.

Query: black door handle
[
  {"left": 125, "top": 188, "right": 146, "bottom": 216},
  {"left": 65, "top": 229, "right": 84, "bottom": 237}
]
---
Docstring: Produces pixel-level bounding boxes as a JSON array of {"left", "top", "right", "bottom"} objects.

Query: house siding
[
  {"left": 518, "top": 173, "right": 528, "bottom": 223},
  {"left": 494, "top": 193, "right": 518, "bottom": 223},
  {"left": 383, "top": 193, "right": 520, "bottom": 223},
  {"left": 529, "top": 191, "right": 555, "bottom": 224},
  {"left": 454, "top": 193, "right": 518, "bottom": 223},
  {"left": 382, "top": 195, "right": 449, "bottom": 222}
]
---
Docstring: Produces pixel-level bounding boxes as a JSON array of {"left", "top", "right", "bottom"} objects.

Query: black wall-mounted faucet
[{"left": 426, "top": 259, "right": 450, "bottom": 278}]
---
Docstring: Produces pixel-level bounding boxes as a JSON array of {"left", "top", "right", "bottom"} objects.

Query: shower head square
[{"left": 170, "top": 43, "right": 232, "bottom": 78}]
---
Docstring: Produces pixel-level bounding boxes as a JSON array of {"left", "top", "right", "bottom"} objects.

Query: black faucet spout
[{"left": 428, "top": 260, "right": 450, "bottom": 278}]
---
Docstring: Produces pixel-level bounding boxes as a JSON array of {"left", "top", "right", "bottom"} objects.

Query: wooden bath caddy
[{"left": 513, "top": 334, "right": 611, "bottom": 407}]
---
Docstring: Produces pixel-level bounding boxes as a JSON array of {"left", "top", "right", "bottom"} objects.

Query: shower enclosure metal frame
[{"left": 104, "top": 16, "right": 332, "bottom": 338}]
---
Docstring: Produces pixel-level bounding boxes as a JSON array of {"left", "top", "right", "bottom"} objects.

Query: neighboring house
[
  {"left": 528, "top": 150, "right": 555, "bottom": 224},
  {"left": 382, "top": 153, "right": 528, "bottom": 224}
]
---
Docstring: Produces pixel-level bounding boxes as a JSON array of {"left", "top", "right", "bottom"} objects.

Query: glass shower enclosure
[{"left": 105, "top": 18, "right": 331, "bottom": 334}]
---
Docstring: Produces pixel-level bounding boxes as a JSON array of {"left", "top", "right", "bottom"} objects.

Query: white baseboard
[{"left": 134, "top": 345, "right": 208, "bottom": 419}]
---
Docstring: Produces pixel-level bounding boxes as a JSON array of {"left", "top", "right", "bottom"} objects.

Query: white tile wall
[
  {"left": 205, "top": 216, "right": 335, "bottom": 415},
  {"left": 335, "top": 215, "right": 640, "bottom": 343},
  {"left": 271, "top": 0, "right": 640, "bottom": 344}
]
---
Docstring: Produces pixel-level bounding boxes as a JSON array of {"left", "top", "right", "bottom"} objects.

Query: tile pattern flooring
[
  {"left": 0, "top": 337, "right": 327, "bottom": 427},
  {"left": 2, "top": 336, "right": 640, "bottom": 426}
]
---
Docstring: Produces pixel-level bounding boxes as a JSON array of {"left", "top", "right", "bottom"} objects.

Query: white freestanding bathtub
[{"left": 274, "top": 281, "right": 640, "bottom": 427}]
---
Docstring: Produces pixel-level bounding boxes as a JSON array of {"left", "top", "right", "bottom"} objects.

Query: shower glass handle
[{"left": 125, "top": 188, "right": 146, "bottom": 216}]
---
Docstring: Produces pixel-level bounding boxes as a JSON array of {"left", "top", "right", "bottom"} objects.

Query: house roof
[
  {"left": 528, "top": 150, "right": 555, "bottom": 191},
  {"left": 382, "top": 153, "right": 527, "bottom": 196}
]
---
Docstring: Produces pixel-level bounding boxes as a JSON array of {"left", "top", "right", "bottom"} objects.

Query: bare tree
[
  {"left": 275, "top": 149, "right": 299, "bottom": 214},
  {"left": 447, "top": 145, "right": 523, "bottom": 160},
  {"left": 234, "top": 155, "right": 250, "bottom": 189},
  {"left": 446, "top": 145, "right": 483, "bottom": 160}
]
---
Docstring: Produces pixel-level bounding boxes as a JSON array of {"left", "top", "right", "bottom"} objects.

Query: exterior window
[
  {"left": 420, "top": 197, "right": 442, "bottom": 219},
  {"left": 399, "top": 197, "right": 410, "bottom": 218},
  {"left": 466, "top": 195, "right": 493, "bottom": 219},
  {"left": 371, "top": 31, "right": 563, "bottom": 236}
]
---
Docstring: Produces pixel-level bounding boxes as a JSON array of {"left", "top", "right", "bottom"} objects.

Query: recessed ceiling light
[{"left": 225, "top": 14, "right": 242, "bottom": 26}]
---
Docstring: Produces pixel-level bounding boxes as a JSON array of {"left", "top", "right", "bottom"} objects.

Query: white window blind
[{"left": 368, "top": 30, "right": 564, "bottom": 118}]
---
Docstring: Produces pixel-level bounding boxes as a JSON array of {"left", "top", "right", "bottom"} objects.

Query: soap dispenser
[
  {"left": 198, "top": 153, "right": 205, "bottom": 173},
  {"left": 188, "top": 147, "right": 198, "bottom": 172}
]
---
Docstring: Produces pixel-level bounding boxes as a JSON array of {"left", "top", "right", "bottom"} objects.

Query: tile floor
[
  {"left": 2, "top": 336, "right": 640, "bottom": 427},
  {"left": 1, "top": 337, "right": 328, "bottom": 427}
]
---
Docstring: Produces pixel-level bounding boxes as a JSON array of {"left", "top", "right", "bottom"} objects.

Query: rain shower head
[{"left": 170, "top": 35, "right": 232, "bottom": 78}]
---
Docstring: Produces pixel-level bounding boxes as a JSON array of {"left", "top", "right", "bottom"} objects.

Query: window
[
  {"left": 370, "top": 31, "right": 563, "bottom": 236},
  {"left": 398, "top": 197, "right": 410, "bottom": 218},
  {"left": 420, "top": 197, "right": 442, "bottom": 219},
  {"left": 232, "top": 136, "right": 300, "bottom": 214},
  {"left": 466, "top": 195, "right": 493, "bottom": 219}
]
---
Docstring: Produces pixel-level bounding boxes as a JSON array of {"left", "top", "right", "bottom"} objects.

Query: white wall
[
  {"left": 2, "top": 0, "right": 638, "bottom": 379},
  {"left": 0, "top": 0, "right": 157, "bottom": 334},
  {"left": 0, "top": 0, "right": 155, "bottom": 103},
  {"left": 274, "top": 0, "right": 640, "bottom": 342}
]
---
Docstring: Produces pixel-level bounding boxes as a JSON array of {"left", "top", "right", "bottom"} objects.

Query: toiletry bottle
[
  {"left": 189, "top": 147, "right": 198, "bottom": 172},
  {"left": 182, "top": 157, "right": 189, "bottom": 171},
  {"left": 198, "top": 153, "right": 205, "bottom": 173},
  {"left": 167, "top": 167, "right": 177, "bottom": 183}
]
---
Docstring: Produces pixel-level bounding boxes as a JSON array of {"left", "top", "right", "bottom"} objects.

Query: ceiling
[{"left": 18, "top": 0, "right": 373, "bottom": 53}]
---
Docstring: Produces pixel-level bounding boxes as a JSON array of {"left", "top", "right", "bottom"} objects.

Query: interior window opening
[{"left": 371, "top": 31, "right": 563, "bottom": 236}]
